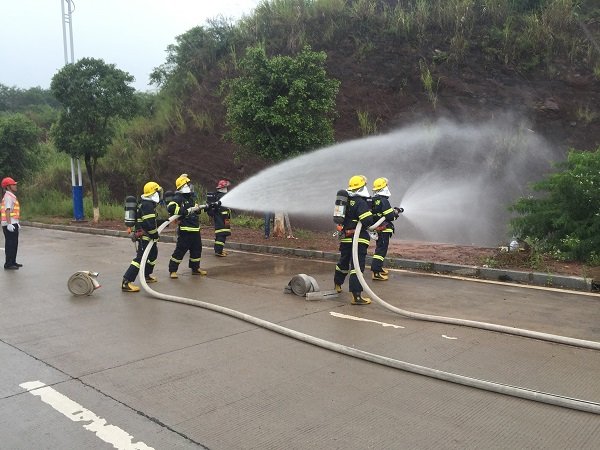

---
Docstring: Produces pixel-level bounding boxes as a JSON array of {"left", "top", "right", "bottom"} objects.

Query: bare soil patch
[{"left": 38, "top": 217, "right": 587, "bottom": 278}]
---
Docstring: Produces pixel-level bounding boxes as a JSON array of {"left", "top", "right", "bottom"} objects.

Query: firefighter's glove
[
  {"left": 368, "top": 230, "right": 379, "bottom": 241},
  {"left": 187, "top": 205, "right": 201, "bottom": 215},
  {"left": 393, "top": 207, "right": 404, "bottom": 218},
  {"left": 6, "top": 224, "right": 15, "bottom": 232}
]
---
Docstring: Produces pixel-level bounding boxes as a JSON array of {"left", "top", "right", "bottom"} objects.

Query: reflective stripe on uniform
[
  {"left": 180, "top": 226, "right": 200, "bottom": 232},
  {"left": 358, "top": 210, "right": 372, "bottom": 220},
  {"left": 335, "top": 265, "right": 349, "bottom": 274}
]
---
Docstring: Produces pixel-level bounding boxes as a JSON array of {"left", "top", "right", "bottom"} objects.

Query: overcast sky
[{"left": 0, "top": 0, "right": 262, "bottom": 92}]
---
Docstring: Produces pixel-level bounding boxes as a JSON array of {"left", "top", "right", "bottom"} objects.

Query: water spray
[{"left": 220, "top": 118, "right": 562, "bottom": 246}]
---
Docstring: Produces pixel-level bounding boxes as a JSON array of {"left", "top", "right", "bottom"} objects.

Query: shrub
[{"left": 510, "top": 148, "right": 600, "bottom": 263}]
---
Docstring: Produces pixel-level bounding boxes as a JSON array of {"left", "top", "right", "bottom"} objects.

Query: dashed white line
[
  {"left": 20, "top": 381, "right": 153, "bottom": 450},
  {"left": 442, "top": 334, "right": 458, "bottom": 340},
  {"left": 329, "top": 312, "right": 404, "bottom": 328}
]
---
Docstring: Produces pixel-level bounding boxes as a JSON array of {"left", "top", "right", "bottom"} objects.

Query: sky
[{"left": 0, "top": 0, "right": 262, "bottom": 92}]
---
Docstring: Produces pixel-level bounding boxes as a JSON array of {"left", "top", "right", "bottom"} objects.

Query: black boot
[{"left": 351, "top": 292, "right": 371, "bottom": 305}]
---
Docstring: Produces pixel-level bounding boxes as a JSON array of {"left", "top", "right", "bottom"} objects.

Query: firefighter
[
  {"left": 121, "top": 181, "right": 162, "bottom": 292},
  {"left": 208, "top": 179, "right": 231, "bottom": 256},
  {"left": 370, "top": 177, "right": 402, "bottom": 280},
  {"left": 167, "top": 175, "right": 207, "bottom": 278},
  {"left": 1, "top": 177, "right": 21, "bottom": 270},
  {"left": 333, "top": 175, "right": 375, "bottom": 305}
]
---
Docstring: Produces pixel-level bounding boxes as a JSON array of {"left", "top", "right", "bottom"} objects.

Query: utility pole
[{"left": 60, "top": 0, "right": 84, "bottom": 221}]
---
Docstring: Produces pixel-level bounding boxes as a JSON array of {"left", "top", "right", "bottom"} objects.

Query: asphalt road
[{"left": 1, "top": 227, "right": 599, "bottom": 449}]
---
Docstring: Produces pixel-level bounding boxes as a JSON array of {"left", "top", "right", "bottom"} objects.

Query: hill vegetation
[
  {"left": 2, "top": 0, "right": 600, "bottom": 261},
  {"left": 145, "top": 0, "right": 600, "bottom": 196}
]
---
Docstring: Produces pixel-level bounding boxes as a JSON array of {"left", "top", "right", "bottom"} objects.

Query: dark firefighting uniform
[
  {"left": 334, "top": 194, "right": 374, "bottom": 294},
  {"left": 370, "top": 194, "right": 399, "bottom": 273},
  {"left": 167, "top": 192, "right": 203, "bottom": 272},
  {"left": 209, "top": 191, "right": 231, "bottom": 255},
  {"left": 123, "top": 198, "right": 159, "bottom": 282}
]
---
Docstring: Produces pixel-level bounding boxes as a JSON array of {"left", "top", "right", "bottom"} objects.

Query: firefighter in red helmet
[
  {"left": 1, "top": 177, "right": 22, "bottom": 270},
  {"left": 208, "top": 179, "right": 232, "bottom": 256}
]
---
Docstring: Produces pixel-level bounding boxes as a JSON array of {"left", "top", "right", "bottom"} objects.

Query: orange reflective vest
[{"left": 1, "top": 191, "right": 20, "bottom": 223}]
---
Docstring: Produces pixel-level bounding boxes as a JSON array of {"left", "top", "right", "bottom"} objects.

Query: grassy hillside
[{"left": 140, "top": 0, "right": 599, "bottom": 196}]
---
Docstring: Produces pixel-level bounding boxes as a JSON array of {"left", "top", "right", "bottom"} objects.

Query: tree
[
  {"left": 150, "top": 19, "right": 238, "bottom": 88},
  {"left": 0, "top": 113, "right": 42, "bottom": 180},
  {"left": 0, "top": 84, "right": 61, "bottom": 112},
  {"left": 222, "top": 45, "right": 340, "bottom": 161},
  {"left": 50, "top": 58, "right": 136, "bottom": 222},
  {"left": 510, "top": 148, "right": 600, "bottom": 263}
]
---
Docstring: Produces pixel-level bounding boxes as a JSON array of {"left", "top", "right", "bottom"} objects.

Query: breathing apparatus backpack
[
  {"left": 333, "top": 189, "right": 348, "bottom": 225},
  {"left": 333, "top": 189, "right": 348, "bottom": 224},
  {"left": 332, "top": 189, "right": 348, "bottom": 238},
  {"left": 124, "top": 195, "right": 143, "bottom": 241}
]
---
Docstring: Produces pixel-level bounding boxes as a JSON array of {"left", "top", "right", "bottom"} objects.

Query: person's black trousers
[{"left": 2, "top": 224, "right": 19, "bottom": 268}]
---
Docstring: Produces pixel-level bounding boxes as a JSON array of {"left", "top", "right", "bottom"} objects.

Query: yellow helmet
[
  {"left": 373, "top": 177, "right": 388, "bottom": 191},
  {"left": 143, "top": 181, "right": 162, "bottom": 196},
  {"left": 175, "top": 175, "right": 190, "bottom": 190},
  {"left": 348, "top": 175, "right": 367, "bottom": 191}
]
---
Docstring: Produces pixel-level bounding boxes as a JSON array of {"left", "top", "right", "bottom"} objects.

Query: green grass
[
  {"left": 21, "top": 189, "right": 124, "bottom": 222},
  {"left": 356, "top": 110, "right": 379, "bottom": 136},
  {"left": 231, "top": 214, "right": 264, "bottom": 229}
]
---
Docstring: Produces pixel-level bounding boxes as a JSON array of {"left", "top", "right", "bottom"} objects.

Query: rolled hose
[
  {"left": 138, "top": 214, "right": 600, "bottom": 414},
  {"left": 67, "top": 271, "right": 100, "bottom": 296},
  {"left": 287, "top": 274, "right": 319, "bottom": 296}
]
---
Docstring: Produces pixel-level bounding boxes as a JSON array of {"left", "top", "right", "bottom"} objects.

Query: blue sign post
[
  {"left": 72, "top": 186, "right": 84, "bottom": 220},
  {"left": 62, "top": 0, "right": 85, "bottom": 221},
  {"left": 70, "top": 157, "right": 84, "bottom": 221}
]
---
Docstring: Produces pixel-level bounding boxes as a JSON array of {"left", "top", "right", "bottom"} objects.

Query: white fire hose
[
  {"left": 353, "top": 219, "right": 600, "bottom": 351},
  {"left": 137, "top": 213, "right": 600, "bottom": 415}
]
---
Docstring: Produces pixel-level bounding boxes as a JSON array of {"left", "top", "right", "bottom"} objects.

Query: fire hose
[
  {"left": 354, "top": 219, "right": 600, "bottom": 351},
  {"left": 138, "top": 213, "right": 600, "bottom": 415}
]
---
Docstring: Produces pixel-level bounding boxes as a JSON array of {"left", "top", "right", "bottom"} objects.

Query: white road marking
[
  {"left": 442, "top": 335, "right": 458, "bottom": 340},
  {"left": 19, "top": 381, "right": 153, "bottom": 450},
  {"left": 330, "top": 312, "right": 404, "bottom": 328}
]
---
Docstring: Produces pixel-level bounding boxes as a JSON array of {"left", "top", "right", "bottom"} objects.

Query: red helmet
[
  {"left": 216, "top": 179, "right": 230, "bottom": 190},
  {"left": 1, "top": 177, "right": 17, "bottom": 188}
]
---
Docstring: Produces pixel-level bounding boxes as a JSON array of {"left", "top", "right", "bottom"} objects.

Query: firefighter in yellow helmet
[
  {"left": 166, "top": 175, "right": 207, "bottom": 278},
  {"left": 122, "top": 181, "right": 162, "bottom": 292},
  {"left": 370, "top": 177, "right": 403, "bottom": 280},
  {"left": 333, "top": 175, "right": 375, "bottom": 305}
]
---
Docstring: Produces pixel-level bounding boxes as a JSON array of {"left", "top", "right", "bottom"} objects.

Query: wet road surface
[{"left": 1, "top": 227, "right": 599, "bottom": 449}]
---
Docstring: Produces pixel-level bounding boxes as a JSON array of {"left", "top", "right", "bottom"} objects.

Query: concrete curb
[{"left": 24, "top": 221, "right": 595, "bottom": 293}]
